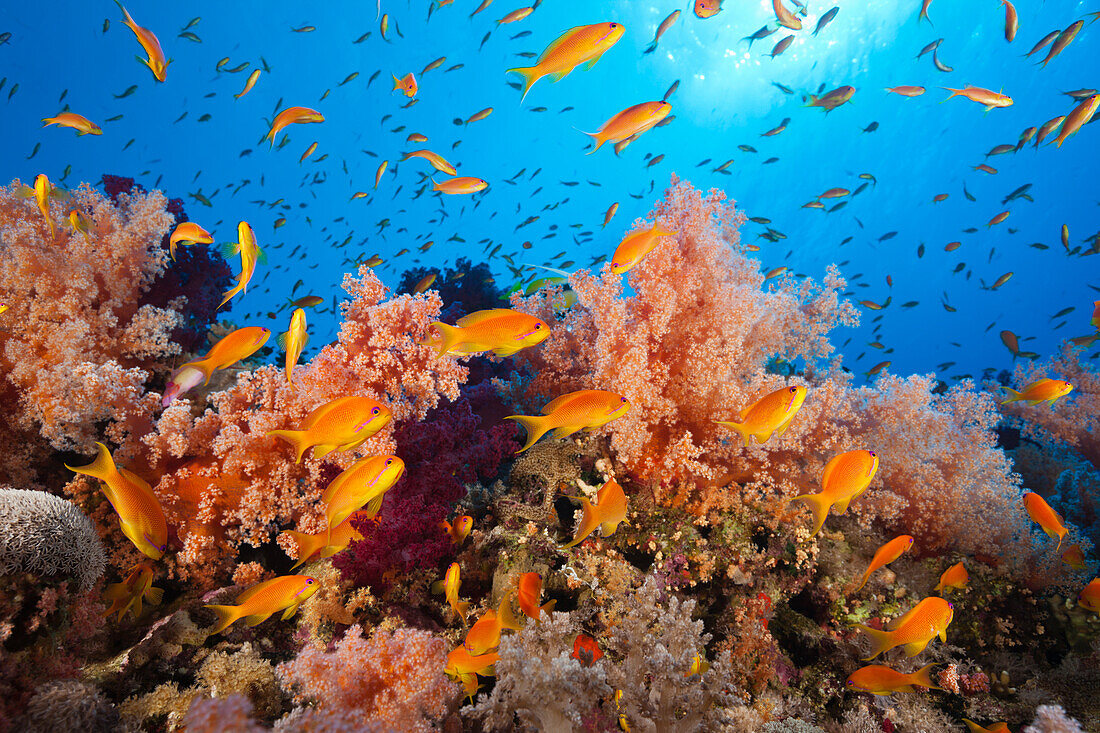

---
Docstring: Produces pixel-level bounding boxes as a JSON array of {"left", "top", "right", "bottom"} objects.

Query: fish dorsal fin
[
  {"left": 887, "top": 603, "right": 921, "bottom": 631},
  {"left": 235, "top": 577, "right": 279, "bottom": 604},
  {"left": 539, "top": 25, "right": 586, "bottom": 64},
  {"left": 456, "top": 308, "right": 515, "bottom": 328},
  {"left": 119, "top": 467, "right": 159, "bottom": 502},
  {"left": 542, "top": 391, "right": 582, "bottom": 415}
]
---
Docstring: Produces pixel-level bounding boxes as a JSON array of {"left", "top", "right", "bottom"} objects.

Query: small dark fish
[
  {"left": 178, "top": 31, "right": 201, "bottom": 42},
  {"left": 1025, "top": 30, "right": 1059, "bottom": 58},
  {"left": 0, "top": 32, "right": 10, "bottom": 45},
  {"left": 181, "top": 17, "right": 201, "bottom": 30},
  {"left": 772, "top": 82, "right": 794, "bottom": 94},
  {"left": 852, "top": 182, "right": 869, "bottom": 195},
  {"left": 763, "top": 156, "right": 779, "bottom": 164},
  {"left": 739, "top": 144, "right": 757, "bottom": 152},
  {"left": 862, "top": 121, "right": 879, "bottom": 133},
  {"left": 879, "top": 231, "right": 898, "bottom": 241},
  {"left": 7, "top": 82, "right": 18, "bottom": 100},
  {"left": 367, "top": 70, "right": 380, "bottom": 87},
  {"left": 986, "top": 144, "right": 1015, "bottom": 157},
  {"left": 813, "top": 7, "right": 839, "bottom": 36},
  {"left": 916, "top": 38, "right": 943, "bottom": 60},
  {"left": 225, "top": 62, "right": 250, "bottom": 73},
  {"left": 663, "top": 79, "right": 680, "bottom": 101},
  {"left": 963, "top": 183, "right": 975, "bottom": 201},
  {"left": 932, "top": 47, "right": 953, "bottom": 72},
  {"left": 480, "top": 31, "right": 492, "bottom": 49},
  {"left": 197, "top": 113, "right": 212, "bottom": 122},
  {"left": 114, "top": 85, "right": 138, "bottom": 98},
  {"left": 768, "top": 35, "right": 795, "bottom": 58},
  {"left": 354, "top": 31, "right": 371, "bottom": 43},
  {"left": 26, "top": 142, "right": 39, "bottom": 159},
  {"left": 510, "top": 30, "right": 532, "bottom": 39},
  {"left": 742, "top": 25, "right": 777, "bottom": 50},
  {"left": 103, "top": 18, "right": 110, "bottom": 33}
]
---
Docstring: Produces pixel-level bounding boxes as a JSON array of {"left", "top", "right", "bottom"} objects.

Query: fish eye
[
  {"left": 868, "top": 451, "right": 876, "bottom": 457},
  {"left": 947, "top": 602, "right": 954, "bottom": 609},
  {"left": 534, "top": 323, "right": 542, "bottom": 329},
  {"left": 610, "top": 23, "right": 618, "bottom": 28},
  {"left": 846, "top": 680, "right": 854, "bottom": 685},
  {"left": 620, "top": 397, "right": 627, "bottom": 403},
  {"left": 372, "top": 407, "right": 380, "bottom": 415},
  {"left": 306, "top": 579, "right": 315, "bottom": 584},
  {"left": 385, "top": 458, "right": 393, "bottom": 465},
  {"left": 789, "top": 386, "right": 798, "bottom": 393}
]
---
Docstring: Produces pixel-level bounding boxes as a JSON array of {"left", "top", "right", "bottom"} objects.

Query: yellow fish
[
  {"left": 463, "top": 591, "right": 522, "bottom": 656},
  {"left": 435, "top": 562, "right": 471, "bottom": 625},
  {"left": 168, "top": 221, "right": 213, "bottom": 260},
  {"left": 218, "top": 221, "right": 265, "bottom": 309},
  {"left": 66, "top": 442, "right": 168, "bottom": 560},
  {"left": 34, "top": 173, "right": 55, "bottom": 240},
  {"left": 611, "top": 223, "right": 677, "bottom": 274},
  {"left": 507, "top": 22, "right": 625, "bottom": 103},
  {"left": 853, "top": 597, "right": 954, "bottom": 660},
  {"left": 426, "top": 308, "right": 550, "bottom": 357},
  {"left": 791, "top": 449, "right": 879, "bottom": 535},
  {"left": 562, "top": 477, "right": 628, "bottom": 548},
  {"left": 846, "top": 664, "right": 939, "bottom": 695},
  {"left": 41, "top": 112, "right": 102, "bottom": 136},
  {"left": 323, "top": 455, "right": 405, "bottom": 527},
  {"left": 163, "top": 325, "right": 271, "bottom": 405},
  {"left": 265, "top": 106, "right": 324, "bottom": 146},
  {"left": 205, "top": 575, "right": 320, "bottom": 634},
  {"left": 442, "top": 515, "right": 473, "bottom": 544},
  {"left": 717, "top": 385, "right": 808, "bottom": 447},
  {"left": 963, "top": 721, "right": 1011, "bottom": 733},
  {"left": 115, "top": 1, "right": 170, "bottom": 81},
  {"left": 506, "top": 389, "right": 631, "bottom": 453},
  {"left": 103, "top": 562, "right": 163, "bottom": 621},
  {"left": 282, "top": 512, "right": 366, "bottom": 571},
  {"left": 280, "top": 308, "right": 308, "bottom": 386},
  {"left": 934, "top": 561, "right": 969, "bottom": 593},
  {"left": 269, "top": 395, "right": 392, "bottom": 463},
  {"left": 1001, "top": 378, "right": 1073, "bottom": 406}
]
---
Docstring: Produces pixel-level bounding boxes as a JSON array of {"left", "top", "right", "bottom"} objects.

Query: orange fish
[
  {"left": 414, "top": 274, "right": 437, "bottom": 294},
  {"left": 572, "top": 633, "right": 603, "bottom": 666},
  {"left": 433, "top": 176, "right": 488, "bottom": 195},
  {"left": 583, "top": 101, "right": 671, "bottom": 154},
  {"left": 436, "top": 562, "right": 471, "bottom": 625},
  {"left": 269, "top": 395, "right": 393, "bottom": 463},
  {"left": 169, "top": 221, "right": 213, "bottom": 260},
  {"left": 322, "top": 455, "right": 405, "bottom": 527},
  {"left": 919, "top": 0, "right": 933, "bottom": 24},
  {"left": 934, "top": 561, "right": 969, "bottom": 593},
  {"left": 218, "top": 221, "right": 265, "bottom": 309},
  {"left": 507, "top": 22, "right": 625, "bottom": 103},
  {"left": 506, "top": 390, "right": 631, "bottom": 453},
  {"left": 41, "top": 112, "right": 101, "bottom": 136},
  {"left": 1023, "top": 492, "right": 1067, "bottom": 550},
  {"left": 265, "top": 106, "right": 324, "bottom": 146},
  {"left": 1051, "top": 94, "right": 1100, "bottom": 148},
  {"left": 516, "top": 572, "right": 556, "bottom": 620},
  {"left": 33, "top": 173, "right": 55, "bottom": 240},
  {"left": 392, "top": 72, "right": 418, "bottom": 97},
  {"left": 103, "top": 562, "right": 163, "bottom": 621},
  {"left": 497, "top": 7, "right": 534, "bottom": 25},
  {"left": 806, "top": 85, "right": 855, "bottom": 112},
  {"left": 854, "top": 535, "right": 914, "bottom": 591},
  {"left": 66, "top": 442, "right": 168, "bottom": 560},
  {"left": 611, "top": 223, "right": 677, "bottom": 273},
  {"left": 205, "top": 575, "right": 319, "bottom": 633},
  {"left": 562, "top": 477, "right": 628, "bottom": 548},
  {"left": 885, "top": 86, "right": 925, "bottom": 97},
  {"left": 426, "top": 308, "right": 549, "bottom": 357},
  {"left": 717, "top": 385, "right": 808, "bottom": 447},
  {"left": 115, "top": 1, "right": 170, "bottom": 82},
  {"left": 280, "top": 308, "right": 308, "bottom": 387},
  {"left": 1040, "top": 20, "right": 1083, "bottom": 68},
  {"left": 1061, "top": 544, "right": 1086, "bottom": 570},
  {"left": 846, "top": 663, "right": 939, "bottom": 695},
  {"left": 772, "top": 0, "right": 802, "bottom": 30},
  {"left": 374, "top": 160, "right": 388, "bottom": 188},
  {"left": 1078, "top": 578, "right": 1100, "bottom": 614},
  {"left": 463, "top": 592, "right": 522, "bottom": 655},
  {"left": 442, "top": 515, "right": 474, "bottom": 544},
  {"left": 445, "top": 644, "right": 500, "bottom": 700},
  {"left": 853, "top": 596, "right": 954, "bottom": 659},
  {"left": 1001, "top": 378, "right": 1073, "bottom": 406},
  {"left": 963, "top": 720, "right": 1011, "bottom": 733},
  {"left": 163, "top": 325, "right": 271, "bottom": 405},
  {"left": 792, "top": 449, "right": 879, "bottom": 535},
  {"left": 235, "top": 69, "right": 261, "bottom": 99},
  {"left": 941, "top": 86, "right": 1013, "bottom": 110},
  {"left": 282, "top": 512, "right": 366, "bottom": 571},
  {"left": 694, "top": 0, "right": 722, "bottom": 19},
  {"left": 1001, "top": 0, "right": 1018, "bottom": 42}
]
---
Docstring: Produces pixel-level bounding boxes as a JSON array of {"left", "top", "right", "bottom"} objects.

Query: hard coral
[{"left": 0, "top": 487, "right": 106, "bottom": 590}]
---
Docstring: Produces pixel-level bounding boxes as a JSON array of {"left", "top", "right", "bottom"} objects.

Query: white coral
[{"left": 0, "top": 487, "right": 106, "bottom": 589}]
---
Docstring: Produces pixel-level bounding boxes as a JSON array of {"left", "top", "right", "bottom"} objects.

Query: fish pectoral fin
[
  {"left": 281, "top": 603, "right": 300, "bottom": 621},
  {"left": 145, "top": 586, "right": 165, "bottom": 606},
  {"left": 364, "top": 493, "right": 386, "bottom": 518},
  {"left": 312, "top": 444, "right": 337, "bottom": 459},
  {"left": 550, "top": 424, "right": 583, "bottom": 440},
  {"left": 243, "top": 612, "right": 273, "bottom": 627},
  {"left": 903, "top": 639, "right": 930, "bottom": 657}
]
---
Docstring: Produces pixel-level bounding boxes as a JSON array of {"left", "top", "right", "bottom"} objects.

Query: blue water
[{"left": 2, "top": 0, "right": 1097, "bottom": 380}]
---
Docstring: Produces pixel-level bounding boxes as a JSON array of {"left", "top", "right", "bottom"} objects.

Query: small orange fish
[
  {"left": 427, "top": 308, "right": 549, "bottom": 357},
  {"left": 611, "top": 223, "right": 677, "bottom": 273},
  {"left": 603, "top": 202, "right": 619, "bottom": 228},
  {"left": 66, "top": 442, "right": 168, "bottom": 560},
  {"left": 934, "top": 561, "right": 969, "bottom": 593},
  {"left": 1001, "top": 378, "right": 1073, "bottom": 406},
  {"left": 414, "top": 273, "right": 437, "bottom": 294},
  {"left": 407, "top": 132, "right": 429, "bottom": 143},
  {"left": 772, "top": 0, "right": 802, "bottom": 30},
  {"left": 847, "top": 663, "right": 938, "bottom": 695},
  {"left": 103, "top": 562, "right": 163, "bottom": 621},
  {"left": 1040, "top": 20, "right": 1083, "bottom": 68},
  {"left": 497, "top": 7, "right": 534, "bottom": 25},
  {"left": 854, "top": 535, "right": 914, "bottom": 591},
  {"left": 507, "top": 22, "right": 625, "bottom": 103},
  {"left": 1051, "top": 94, "right": 1100, "bottom": 148},
  {"left": 41, "top": 112, "right": 101, "bottom": 136},
  {"left": 805, "top": 85, "right": 855, "bottom": 112},
  {"left": 562, "top": 477, "right": 628, "bottom": 548},
  {"left": 1061, "top": 544, "right": 1086, "bottom": 570},
  {"left": 33, "top": 173, "right": 56, "bottom": 240},
  {"left": 792, "top": 450, "right": 879, "bottom": 535},
  {"left": 392, "top": 72, "right": 418, "bottom": 98},
  {"left": 1078, "top": 578, "right": 1100, "bottom": 614},
  {"left": 463, "top": 592, "right": 522, "bottom": 655},
  {"left": 941, "top": 86, "right": 1013, "bottom": 110},
  {"left": 442, "top": 515, "right": 474, "bottom": 544},
  {"left": 465, "top": 107, "right": 493, "bottom": 125},
  {"left": 963, "top": 720, "right": 1011, "bottom": 733},
  {"left": 437, "top": 562, "right": 471, "bottom": 625},
  {"left": 282, "top": 512, "right": 366, "bottom": 571},
  {"left": 583, "top": 101, "right": 671, "bottom": 154},
  {"left": 572, "top": 633, "right": 603, "bottom": 666},
  {"left": 168, "top": 221, "right": 213, "bottom": 260},
  {"left": 269, "top": 396, "right": 393, "bottom": 463},
  {"left": 205, "top": 575, "right": 320, "bottom": 633},
  {"left": 717, "top": 385, "right": 808, "bottom": 447},
  {"left": 235, "top": 69, "right": 261, "bottom": 99},
  {"left": 685, "top": 654, "right": 711, "bottom": 676},
  {"left": 885, "top": 86, "right": 925, "bottom": 97},
  {"left": 853, "top": 596, "right": 954, "bottom": 659},
  {"left": 280, "top": 308, "right": 308, "bottom": 387},
  {"left": 433, "top": 176, "right": 488, "bottom": 195},
  {"left": 1023, "top": 492, "right": 1067, "bottom": 550},
  {"left": 323, "top": 455, "right": 405, "bottom": 527},
  {"left": 218, "top": 221, "right": 264, "bottom": 309},
  {"left": 445, "top": 644, "right": 500, "bottom": 699},
  {"left": 163, "top": 325, "right": 271, "bottom": 405},
  {"left": 374, "top": 160, "right": 388, "bottom": 189},
  {"left": 115, "top": 1, "right": 170, "bottom": 81},
  {"left": 1001, "top": 0, "right": 1018, "bottom": 42},
  {"left": 265, "top": 106, "right": 324, "bottom": 146},
  {"left": 694, "top": 0, "right": 723, "bottom": 19},
  {"left": 506, "top": 390, "right": 631, "bottom": 453},
  {"left": 516, "top": 572, "right": 555, "bottom": 620},
  {"left": 987, "top": 211, "right": 1010, "bottom": 227}
]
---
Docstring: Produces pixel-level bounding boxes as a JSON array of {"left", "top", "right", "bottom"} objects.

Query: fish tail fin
[
  {"left": 504, "top": 414, "right": 551, "bottom": 453},
  {"left": 852, "top": 568, "right": 872, "bottom": 592},
  {"left": 506, "top": 65, "right": 540, "bottom": 103},
  {"left": 580, "top": 130, "right": 606, "bottom": 155},
  {"left": 428, "top": 322, "right": 461, "bottom": 356},
  {"left": 562, "top": 499, "right": 599, "bottom": 548},
  {"left": 268, "top": 429, "right": 311, "bottom": 463},
  {"left": 911, "top": 663, "right": 940, "bottom": 690},
  {"left": 205, "top": 604, "right": 241, "bottom": 634},
  {"left": 853, "top": 624, "right": 893, "bottom": 660},
  {"left": 218, "top": 280, "right": 244, "bottom": 310},
  {"left": 284, "top": 530, "right": 321, "bottom": 570},
  {"left": 456, "top": 600, "right": 471, "bottom": 625},
  {"left": 715, "top": 420, "right": 752, "bottom": 447},
  {"left": 1000, "top": 387, "right": 1022, "bottom": 404},
  {"left": 939, "top": 87, "right": 961, "bottom": 102},
  {"left": 791, "top": 492, "right": 831, "bottom": 535},
  {"left": 65, "top": 442, "right": 118, "bottom": 483}
]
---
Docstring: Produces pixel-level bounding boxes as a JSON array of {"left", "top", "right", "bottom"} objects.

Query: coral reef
[{"left": 0, "top": 487, "right": 106, "bottom": 590}]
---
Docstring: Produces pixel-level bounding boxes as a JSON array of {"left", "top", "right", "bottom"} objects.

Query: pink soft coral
[{"left": 277, "top": 625, "right": 458, "bottom": 732}]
